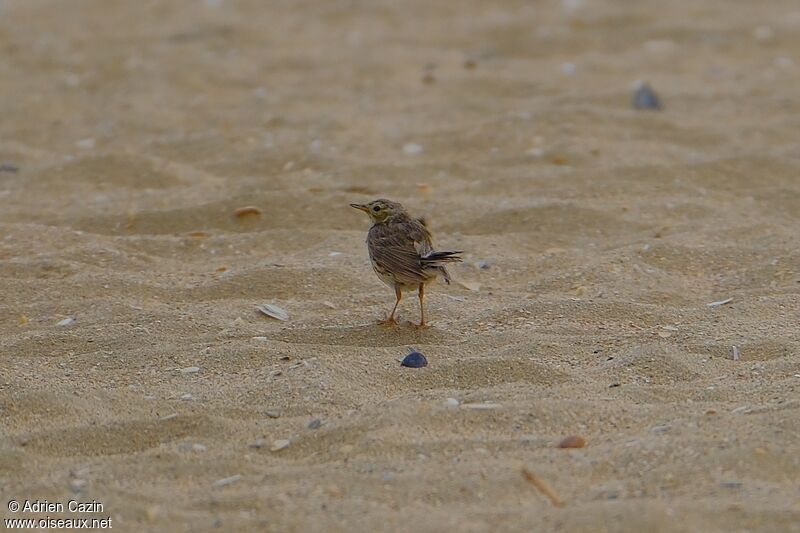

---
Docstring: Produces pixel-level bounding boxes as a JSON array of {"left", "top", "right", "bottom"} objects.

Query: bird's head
[{"left": 350, "top": 198, "right": 405, "bottom": 223}]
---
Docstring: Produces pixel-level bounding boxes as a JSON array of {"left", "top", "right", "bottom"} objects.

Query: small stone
[
  {"left": 561, "top": 62, "right": 577, "bottom": 75},
  {"left": 180, "top": 393, "right": 194, "bottom": 401},
  {"left": 650, "top": 425, "right": 671, "bottom": 434},
  {"left": 0, "top": 163, "right": 19, "bottom": 173},
  {"left": 250, "top": 438, "right": 267, "bottom": 449},
  {"left": 192, "top": 443, "right": 207, "bottom": 452},
  {"left": 265, "top": 410, "right": 281, "bottom": 418},
  {"left": 477, "top": 260, "right": 491, "bottom": 270},
  {"left": 632, "top": 81, "right": 662, "bottom": 110},
  {"left": 401, "top": 351, "right": 428, "bottom": 368},
  {"left": 271, "top": 439, "right": 291, "bottom": 451},
  {"left": 444, "top": 398, "right": 460, "bottom": 408},
  {"left": 308, "top": 418, "right": 322, "bottom": 429},
  {"left": 557, "top": 435, "right": 586, "bottom": 449},
  {"left": 403, "top": 143, "right": 424, "bottom": 155},
  {"left": 179, "top": 366, "right": 201, "bottom": 374},
  {"left": 57, "top": 317, "right": 76, "bottom": 327}
]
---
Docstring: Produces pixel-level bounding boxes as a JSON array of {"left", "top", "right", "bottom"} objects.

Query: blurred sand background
[{"left": 1, "top": 0, "right": 800, "bottom": 531}]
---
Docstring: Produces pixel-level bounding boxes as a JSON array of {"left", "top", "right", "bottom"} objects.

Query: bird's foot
[{"left": 378, "top": 317, "right": 398, "bottom": 327}]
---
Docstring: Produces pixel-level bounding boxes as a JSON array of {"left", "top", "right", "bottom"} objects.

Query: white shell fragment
[
  {"left": 57, "top": 317, "right": 76, "bottom": 327},
  {"left": 256, "top": 303, "right": 289, "bottom": 321},
  {"left": 707, "top": 297, "right": 733, "bottom": 308}
]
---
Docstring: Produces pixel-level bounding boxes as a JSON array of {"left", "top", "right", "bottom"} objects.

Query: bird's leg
[
  {"left": 380, "top": 286, "right": 402, "bottom": 326},
  {"left": 417, "top": 283, "right": 428, "bottom": 328}
]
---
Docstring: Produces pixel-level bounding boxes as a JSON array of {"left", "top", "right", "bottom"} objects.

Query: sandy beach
[{"left": 1, "top": 0, "right": 799, "bottom": 531}]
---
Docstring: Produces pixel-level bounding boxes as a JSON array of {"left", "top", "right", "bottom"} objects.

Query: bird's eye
[{"left": 372, "top": 205, "right": 381, "bottom": 212}]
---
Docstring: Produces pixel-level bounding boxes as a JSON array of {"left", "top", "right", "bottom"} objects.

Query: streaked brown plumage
[{"left": 350, "top": 199, "right": 462, "bottom": 327}]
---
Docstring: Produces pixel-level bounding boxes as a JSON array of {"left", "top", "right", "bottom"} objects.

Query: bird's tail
[
  {"left": 421, "top": 251, "right": 462, "bottom": 285},
  {"left": 421, "top": 250, "right": 463, "bottom": 265}
]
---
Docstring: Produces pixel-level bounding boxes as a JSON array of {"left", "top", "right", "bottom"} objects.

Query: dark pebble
[
  {"left": 632, "top": 81, "right": 662, "bottom": 110},
  {"left": 0, "top": 163, "right": 19, "bottom": 173},
  {"left": 401, "top": 351, "right": 428, "bottom": 368},
  {"left": 308, "top": 418, "right": 322, "bottom": 430}
]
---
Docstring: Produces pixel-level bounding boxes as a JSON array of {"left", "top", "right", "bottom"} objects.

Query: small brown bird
[{"left": 350, "top": 199, "right": 462, "bottom": 327}]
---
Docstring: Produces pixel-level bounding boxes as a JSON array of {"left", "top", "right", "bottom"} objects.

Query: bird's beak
[{"left": 350, "top": 203, "right": 369, "bottom": 213}]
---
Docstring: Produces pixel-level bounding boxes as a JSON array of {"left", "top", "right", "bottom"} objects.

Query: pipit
[{"left": 350, "top": 199, "right": 462, "bottom": 327}]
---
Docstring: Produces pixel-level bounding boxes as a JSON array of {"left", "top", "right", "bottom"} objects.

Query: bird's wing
[{"left": 368, "top": 219, "right": 433, "bottom": 286}]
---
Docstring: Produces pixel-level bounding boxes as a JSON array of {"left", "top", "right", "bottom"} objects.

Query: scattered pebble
[
  {"left": 401, "top": 351, "right": 428, "bottom": 368},
  {"left": 328, "top": 251, "right": 342, "bottom": 257},
  {"left": 213, "top": 475, "right": 242, "bottom": 488},
  {"left": 557, "top": 435, "right": 586, "bottom": 448},
  {"left": 234, "top": 206, "right": 262, "bottom": 218},
  {"left": 322, "top": 301, "right": 337, "bottom": 309},
  {"left": 256, "top": 303, "right": 289, "bottom": 321},
  {"left": 271, "top": 439, "right": 291, "bottom": 451},
  {"left": 180, "top": 393, "right": 194, "bottom": 401},
  {"left": 632, "top": 80, "right": 662, "bottom": 110},
  {"left": 250, "top": 438, "right": 267, "bottom": 449},
  {"left": 308, "top": 418, "right": 322, "bottom": 430},
  {"left": 265, "top": 410, "right": 282, "bottom": 418},
  {"left": 403, "top": 143, "right": 424, "bottom": 155},
  {"left": 160, "top": 413, "right": 178, "bottom": 421},
  {"left": 57, "top": 317, "right": 76, "bottom": 327},
  {"left": 444, "top": 397, "right": 460, "bottom": 408},
  {"left": 0, "top": 163, "right": 19, "bottom": 173},
  {"left": 192, "top": 443, "right": 207, "bottom": 452},
  {"left": 179, "top": 366, "right": 200, "bottom": 374},
  {"left": 477, "top": 260, "right": 491, "bottom": 270},
  {"left": 707, "top": 297, "right": 733, "bottom": 308},
  {"left": 650, "top": 425, "right": 671, "bottom": 434},
  {"left": 561, "top": 62, "right": 576, "bottom": 75}
]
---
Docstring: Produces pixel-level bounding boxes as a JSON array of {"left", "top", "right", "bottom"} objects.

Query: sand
[{"left": 1, "top": 0, "right": 799, "bottom": 531}]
